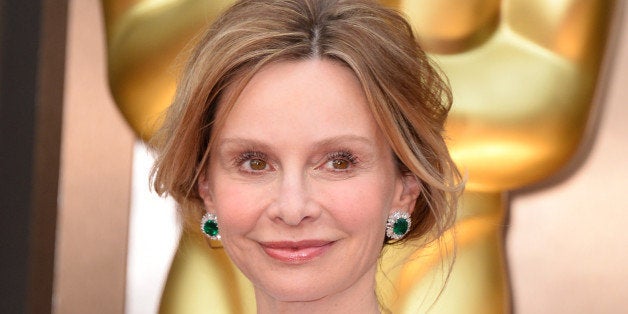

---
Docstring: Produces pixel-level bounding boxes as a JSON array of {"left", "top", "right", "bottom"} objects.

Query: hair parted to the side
[{"left": 150, "top": 0, "right": 463, "bottom": 246}]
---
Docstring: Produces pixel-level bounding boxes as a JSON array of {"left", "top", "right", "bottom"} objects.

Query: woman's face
[{"left": 198, "top": 59, "right": 418, "bottom": 303}]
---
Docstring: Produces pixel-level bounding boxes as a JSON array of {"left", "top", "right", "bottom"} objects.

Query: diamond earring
[
  {"left": 386, "top": 211, "right": 411, "bottom": 240},
  {"left": 200, "top": 213, "right": 220, "bottom": 240}
]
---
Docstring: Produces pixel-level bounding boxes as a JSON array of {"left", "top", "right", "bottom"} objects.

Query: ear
[
  {"left": 391, "top": 172, "right": 421, "bottom": 215},
  {"left": 197, "top": 170, "right": 214, "bottom": 211}
]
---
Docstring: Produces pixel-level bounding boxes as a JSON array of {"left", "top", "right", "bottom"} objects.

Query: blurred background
[{"left": 1, "top": 0, "right": 626, "bottom": 313}]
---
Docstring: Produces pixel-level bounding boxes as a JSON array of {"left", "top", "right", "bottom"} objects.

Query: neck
[{"left": 254, "top": 266, "right": 381, "bottom": 314}]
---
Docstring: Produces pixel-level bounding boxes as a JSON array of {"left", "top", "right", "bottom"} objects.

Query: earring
[
  {"left": 200, "top": 213, "right": 220, "bottom": 240},
  {"left": 386, "top": 211, "right": 411, "bottom": 240}
]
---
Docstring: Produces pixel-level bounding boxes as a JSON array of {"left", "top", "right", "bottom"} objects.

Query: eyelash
[
  {"left": 231, "top": 150, "right": 360, "bottom": 174},
  {"left": 324, "top": 150, "right": 359, "bottom": 171},
  {"left": 233, "top": 151, "right": 269, "bottom": 173}
]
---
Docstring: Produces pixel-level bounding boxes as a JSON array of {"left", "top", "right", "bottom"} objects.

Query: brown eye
[
  {"left": 332, "top": 159, "right": 349, "bottom": 170},
  {"left": 249, "top": 159, "right": 267, "bottom": 170}
]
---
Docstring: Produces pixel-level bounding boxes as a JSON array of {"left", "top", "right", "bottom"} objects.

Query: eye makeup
[
  {"left": 324, "top": 150, "right": 360, "bottom": 171},
  {"left": 232, "top": 151, "right": 272, "bottom": 174}
]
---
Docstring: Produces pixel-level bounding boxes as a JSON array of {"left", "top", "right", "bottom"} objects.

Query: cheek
[
  {"left": 211, "top": 182, "right": 270, "bottom": 235},
  {"left": 318, "top": 177, "right": 395, "bottom": 231}
]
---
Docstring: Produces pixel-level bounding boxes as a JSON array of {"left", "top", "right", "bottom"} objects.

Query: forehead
[{"left": 212, "top": 59, "right": 385, "bottom": 145}]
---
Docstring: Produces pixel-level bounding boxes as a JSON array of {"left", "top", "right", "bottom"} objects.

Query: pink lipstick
[{"left": 260, "top": 240, "right": 333, "bottom": 264}]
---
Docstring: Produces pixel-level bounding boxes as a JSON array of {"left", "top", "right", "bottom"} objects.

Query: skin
[{"left": 198, "top": 59, "right": 420, "bottom": 313}]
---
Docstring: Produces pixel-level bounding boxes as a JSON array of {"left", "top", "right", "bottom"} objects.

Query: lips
[{"left": 260, "top": 240, "right": 334, "bottom": 264}]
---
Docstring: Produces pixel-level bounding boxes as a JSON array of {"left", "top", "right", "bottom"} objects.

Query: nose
[{"left": 267, "top": 170, "right": 321, "bottom": 226}]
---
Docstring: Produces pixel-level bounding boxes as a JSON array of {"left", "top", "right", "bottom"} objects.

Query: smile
[{"left": 259, "top": 240, "right": 334, "bottom": 264}]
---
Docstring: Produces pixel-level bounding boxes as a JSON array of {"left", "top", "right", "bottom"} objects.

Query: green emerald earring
[
  {"left": 386, "top": 211, "right": 411, "bottom": 240},
  {"left": 201, "top": 213, "right": 220, "bottom": 240}
]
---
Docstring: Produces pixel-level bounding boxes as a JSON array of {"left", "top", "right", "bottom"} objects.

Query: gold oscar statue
[{"left": 101, "top": 0, "right": 615, "bottom": 312}]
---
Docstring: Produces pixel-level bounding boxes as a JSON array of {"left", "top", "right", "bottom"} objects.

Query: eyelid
[
  {"left": 232, "top": 150, "right": 274, "bottom": 174},
  {"left": 233, "top": 151, "right": 267, "bottom": 165},
  {"left": 322, "top": 150, "right": 360, "bottom": 171},
  {"left": 328, "top": 150, "right": 358, "bottom": 162}
]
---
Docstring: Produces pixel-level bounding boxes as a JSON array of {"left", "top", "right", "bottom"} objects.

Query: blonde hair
[{"left": 151, "top": 0, "right": 462, "bottom": 245}]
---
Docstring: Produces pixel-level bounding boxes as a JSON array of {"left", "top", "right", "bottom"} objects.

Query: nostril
[{"left": 272, "top": 196, "right": 321, "bottom": 227}]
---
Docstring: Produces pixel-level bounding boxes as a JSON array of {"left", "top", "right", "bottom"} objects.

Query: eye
[
  {"left": 331, "top": 159, "right": 350, "bottom": 170},
  {"left": 248, "top": 159, "right": 267, "bottom": 171},
  {"left": 323, "top": 151, "right": 358, "bottom": 172},
  {"left": 234, "top": 151, "right": 271, "bottom": 173}
]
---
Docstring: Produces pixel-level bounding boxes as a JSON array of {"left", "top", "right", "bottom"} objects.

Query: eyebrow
[
  {"left": 216, "top": 135, "right": 375, "bottom": 150},
  {"left": 310, "top": 135, "right": 374, "bottom": 150},
  {"left": 215, "top": 138, "right": 272, "bottom": 151}
]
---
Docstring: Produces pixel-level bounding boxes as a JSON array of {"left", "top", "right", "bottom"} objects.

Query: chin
[{"left": 257, "top": 278, "right": 332, "bottom": 303}]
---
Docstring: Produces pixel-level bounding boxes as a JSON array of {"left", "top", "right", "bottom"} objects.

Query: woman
[{"left": 151, "top": 0, "right": 462, "bottom": 312}]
